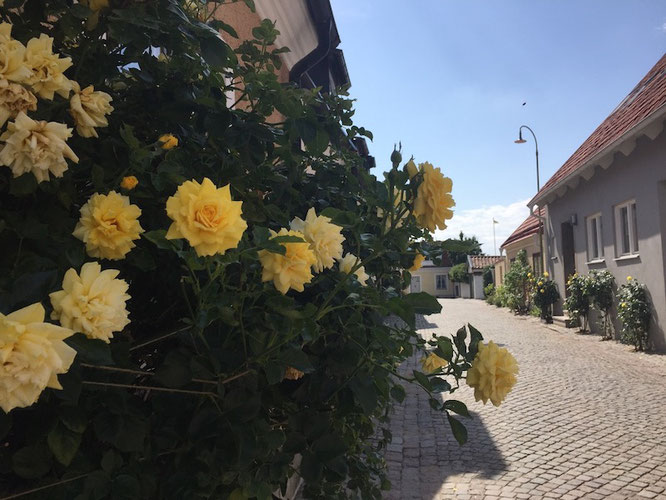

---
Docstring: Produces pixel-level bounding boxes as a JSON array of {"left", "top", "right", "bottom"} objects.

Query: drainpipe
[
  {"left": 530, "top": 205, "right": 546, "bottom": 275},
  {"left": 289, "top": 15, "right": 335, "bottom": 90}
]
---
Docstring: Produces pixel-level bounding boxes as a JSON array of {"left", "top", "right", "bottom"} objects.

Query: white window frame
[
  {"left": 586, "top": 213, "right": 603, "bottom": 261},
  {"left": 614, "top": 200, "right": 638, "bottom": 257},
  {"left": 435, "top": 274, "right": 448, "bottom": 290},
  {"left": 410, "top": 275, "right": 421, "bottom": 293}
]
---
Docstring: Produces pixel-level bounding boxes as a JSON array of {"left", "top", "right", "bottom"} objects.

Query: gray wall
[{"left": 545, "top": 129, "right": 666, "bottom": 350}]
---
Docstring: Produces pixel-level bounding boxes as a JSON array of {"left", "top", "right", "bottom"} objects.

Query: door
[
  {"left": 561, "top": 222, "right": 575, "bottom": 296},
  {"left": 410, "top": 276, "right": 421, "bottom": 293}
]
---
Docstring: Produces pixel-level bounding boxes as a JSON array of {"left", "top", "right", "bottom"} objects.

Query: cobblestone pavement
[{"left": 384, "top": 299, "right": 666, "bottom": 500}]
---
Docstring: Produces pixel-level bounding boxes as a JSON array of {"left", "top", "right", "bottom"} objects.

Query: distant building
[
  {"left": 495, "top": 208, "right": 545, "bottom": 286},
  {"left": 408, "top": 253, "right": 454, "bottom": 298},
  {"left": 467, "top": 255, "right": 502, "bottom": 299},
  {"left": 529, "top": 53, "right": 666, "bottom": 350}
]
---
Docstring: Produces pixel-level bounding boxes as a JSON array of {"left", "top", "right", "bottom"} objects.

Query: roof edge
[{"left": 529, "top": 102, "right": 666, "bottom": 207}]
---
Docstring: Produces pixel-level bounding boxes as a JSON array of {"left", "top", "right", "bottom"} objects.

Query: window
[
  {"left": 436, "top": 274, "right": 448, "bottom": 290},
  {"left": 532, "top": 253, "right": 543, "bottom": 275},
  {"left": 410, "top": 276, "right": 421, "bottom": 293},
  {"left": 614, "top": 201, "right": 638, "bottom": 256},
  {"left": 586, "top": 213, "right": 603, "bottom": 260}
]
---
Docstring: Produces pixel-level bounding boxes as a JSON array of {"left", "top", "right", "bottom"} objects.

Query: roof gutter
[{"left": 529, "top": 102, "right": 666, "bottom": 207}]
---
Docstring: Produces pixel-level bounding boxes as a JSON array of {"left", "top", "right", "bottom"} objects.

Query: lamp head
[{"left": 514, "top": 130, "right": 526, "bottom": 144}]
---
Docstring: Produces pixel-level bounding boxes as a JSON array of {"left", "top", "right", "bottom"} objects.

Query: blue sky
[{"left": 330, "top": 0, "right": 666, "bottom": 252}]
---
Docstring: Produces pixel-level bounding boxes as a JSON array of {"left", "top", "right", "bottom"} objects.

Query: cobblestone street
[{"left": 384, "top": 299, "right": 666, "bottom": 500}]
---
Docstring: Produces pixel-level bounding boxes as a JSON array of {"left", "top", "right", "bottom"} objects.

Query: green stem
[{"left": 2, "top": 473, "right": 89, "bottom": 499}]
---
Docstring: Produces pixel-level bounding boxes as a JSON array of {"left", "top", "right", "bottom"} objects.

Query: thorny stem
[{"left": 1, "top": 474, "right": 90, "bottom": 499}]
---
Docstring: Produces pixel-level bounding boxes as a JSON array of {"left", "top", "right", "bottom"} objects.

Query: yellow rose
[
  {"left": 540, "top": 289, "right": 544, "bottom": 293},
  {"left": 120, "top": 175, "right": 138, "bottom": 190},
  {"left": 50, "top": 262, "right": 130, "bottom": 343},
  {"left": 338, "top": 253, "right": 369, "bottom": 285},
  {"left": 69, "top": 82, "right": 113, "bottom": 138},
  {"left": 159, "top": 133, "right": 178, "bottom": 150},
  {"left": 421, "top": 352, "right": 448, "bottom": 374},
  {"left": 626, "top": 276, "right": 632, "bottom": 281},
  {"left": 466, "top": 340, "right": 518, "bottom": 407},
  {"left": 409, "top": 253, "right": 425, "bottom": 272},
  {"left": 0, "top": 302, "right": 76, "bottom": 413},
  {"left": 543, "top": 271, "right": 549, "bottom": 278},
  {"left": 290, "top": 208, "right": 344, "bottom": 273},
  {"left": 259, "top": 228, "right": 316, "bottom": 294},
  {"left": 413, "top": 161, "right": 455, "bottom": 232},
  {"left": 527, "top": 273, "right": 531, "bottom": 278},
  {"left": 81, "top": 0, "right": 109, "bottom": 11},
  {"left": 0, "top": 24, "right": 32, "bottom": 84},
  {"left": 73, "top": 191, "right": 144, "bottom": 260},
  {"left": 0, "top": 80, "right": 37, "bottom": 127},
  {"left": 405, "top": 159, "right": 419, "bottom": 178},
  {"left": 165, "top": 177, "right": 247, "bottom": 257},
  {"left": 538, "top": 281, "right": 543, "bottom": 286},
  {"left": 620, "top": 302, "right": 626, "bottom": 308},
  {"left": 24, "top": 34, "right": 73, "bottom": 100},
  {"left": 283, "top": 366, "right": 304, "bottom": 381},
  {"left": 0, "top": 112, "right": 79, "bottom": 183}
]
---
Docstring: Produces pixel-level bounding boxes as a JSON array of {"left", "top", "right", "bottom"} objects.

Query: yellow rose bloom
[
  {"left": 73, "top": 191, "right": 144, "bottom": 260},
  {"left": 69, "top": 82, "right": 113, "bottom": 138},
  {"left": 283, "top": 366, "right": 304, "bottom": 381},
  {"left": 0, "top": 80, "right": 37, "bottom": 127},
  {"left": 0, "top": 112, "right": 79, "bottom": 183},
  {"left": 159, "top": 134, "right": 178, "bottom": 150},
  {"left": 24, "top": 34, "right": 73, "bottom": 100},
  {"left": 421, "top": 352, "right": 448, "bottom": 374},
  {"left": 0, "top": 302, "right": 76, "bottom": 413},
  {"left": 626, "top": 276, "right": 632, "bottom": 281},
  {"left": 409, "top": 253, "right": 425, "bottom": 272},
  {"left": 120, "top": 175, "right": 138, "bottom": 190},
  {"left": 259, "top": 228, "right": 316, "bottom": 294},
  {"left": 405, "top": 159, "right": 419, "bottom": 178},
  {"left": 290, "top": 208, "right": 344, "bottom": 273},
  {"left": 413, "top": 161, "right": 455, "bottom": 232},
  {"left": 0, "top": 24, "right": 32, "bottom": 84},
  {"left": 165, "top": 177, "right": 247, "bottom": 257},
  {"left": 540, "top": 289, "right": 544, "bottom": 293},
  {"left": 338, "top": 253, "right": 369, "bottom": 285},
  {"left": 466, "top": 340, "right": 518, "bottom": 407},
  {"left": 538, "top": 281, "right": 543, "bottom": 286},
  {"left": 50, "top": 262, "right": 130, "bottom": 343},
  {"left": 527, "top": 273, "right": 531, "bottom": 278},
  {"left": 543, "top": 271, "right": 549, "bottom": 278}
]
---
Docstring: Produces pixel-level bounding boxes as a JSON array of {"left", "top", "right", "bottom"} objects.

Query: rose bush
[{"left": 0, "top": 1, "right": 517, "bottom": 498}]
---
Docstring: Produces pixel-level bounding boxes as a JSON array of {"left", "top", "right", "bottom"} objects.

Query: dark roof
[
  {"left": 532, "top": 53, "right": 666, "bottom": 204},
  {"left": 501, "top": 208, "right": 544, "bottom": 249},
  {"left": 468, "top": 255, "right": 502, "bottom": 270}
]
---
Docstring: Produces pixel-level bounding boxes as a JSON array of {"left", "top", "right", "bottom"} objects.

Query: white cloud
[{"left": 433, "top": 199, "right": 531, "bottom": 255}]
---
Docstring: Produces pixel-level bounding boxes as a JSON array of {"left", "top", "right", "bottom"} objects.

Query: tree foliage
[{"left": 503, "top": 250, "right": 531, "bottom": 315}]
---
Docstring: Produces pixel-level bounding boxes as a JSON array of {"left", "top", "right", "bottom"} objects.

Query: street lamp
[{"left": 514, "top": 125, "right": 544, "bottom": 274}]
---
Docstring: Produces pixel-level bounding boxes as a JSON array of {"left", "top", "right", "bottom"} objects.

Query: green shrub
[
  {"left": 493, "top": 285, "right": 508, "bottom": 307},
  {"left": 484, "top": 283, "right": 495, "bottom": 303},
  {"left": 564, "top": 273, "right": 592, "bottom": 331},
  {"left": 588, "top": 270, "right": 616, "bottom": 340},
  {"left": 449, "top": 262, "right": 468, "bottom": 283},
  {"left": 617, "top": 277, "right": 651, "bottom": 351},
  {"left": 504, "top": 250, "right": 531, "bottom": 314},
  {"left": 531, "top": 272, "right": 560, "bottom": 323}
]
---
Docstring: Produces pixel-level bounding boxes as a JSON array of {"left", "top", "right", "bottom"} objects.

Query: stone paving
[{"left": 384, "top": 299, "right": 666, "bottom": 500}]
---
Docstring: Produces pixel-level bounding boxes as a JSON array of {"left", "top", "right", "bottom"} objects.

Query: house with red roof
[
  {"left": 467, "top": 255, "right": 503, "bottom": 299},
  {"left": 495, "top": 208, "right": 545, "bottom": 287},
  {"left": 530, "top": 53, "right": 666, "bottom": 349}
]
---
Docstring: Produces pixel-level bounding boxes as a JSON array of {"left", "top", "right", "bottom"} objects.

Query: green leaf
[
  {"left": 200, "top": 35, "right": 232, "bottom": 68},
  {"left": 59, "top": 406, "right": 87, "bottom": 433},
  {"left": 312, "top": 434, "right": 347, "bottom": 462},
  {"left": 300, "top": 451, "right": 323, "bottom": 482},
  {"left": 430, "top": 377, "right": 451, "bottom": 393},
  {"left": 349, "top": 376, "right": 377, "bottom": 415},
  {"left": 272, "top": 235, "right": 306, "bottom": 244},
  {"left": 443, "top": 400, "right": 470, "bottom": 417},
  {"left": 112, "top": 474, "right": 141, "bottom": 499},
  {"left": 436, "top": 337, "right": 453, "bottom": 362},
  {"left": 403, "top": 292, "right": 442, "bottom": 315},
  {"left": 12, "top": 445, "right": 52, "bottom": 479},
  {"left": 48, "top": 422, "right": 82, "bottom": 466},
  {"left": 412, "top": 370, "right": 432, "bottom": 391},
  {"left": 65, "top": 333, "right": 114, "bottom": 365},
  {"left": 447, "top": 413, "right": 468, "bottom": 445},
  {"left": 154, "top": 351, "right": 192, "bottom": 388},
  {"left": 280, "top": 349, "right": 313, "bottom": 373},
  {"left": 143, "top": 230, "right": 180, "bottom": 251},
  {"left": 263, "top": 361, "right": 285, "bottom": 385},
  {"left": 390, "top": 384, "right": 406, "bottom": 403},
  {"left": 9, "top": 173, "right": 37, "bottom": 196}
]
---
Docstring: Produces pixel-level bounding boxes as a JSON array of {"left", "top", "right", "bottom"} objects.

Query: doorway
[
  {"left": 410, "top": 275, "right": 421, "bottom": 293},
  {"left": 561, "top": 222, "right": 575, "bottom": 296}
]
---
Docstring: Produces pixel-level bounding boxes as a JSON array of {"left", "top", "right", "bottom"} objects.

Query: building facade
[
  {"left": 495, "top": 209, "right": 545, "bottom": 286},
  {"left": 530, "top": 54, "right": 666, "bottom": 350}
]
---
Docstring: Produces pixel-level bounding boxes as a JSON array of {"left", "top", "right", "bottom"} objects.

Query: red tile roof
[
  {"left": 533, "top": 53, "right": 666, "bottom": 203},
  {"left": 468, "top": 255, "right": 502, "bottom": 270},
  {"left": 501, "top": 208, "right": 544, "bottom": 249}
]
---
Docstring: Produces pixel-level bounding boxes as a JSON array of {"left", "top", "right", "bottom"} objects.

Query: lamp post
[{"left": 514, "top": 125, "right": 544, "bottom": 274}]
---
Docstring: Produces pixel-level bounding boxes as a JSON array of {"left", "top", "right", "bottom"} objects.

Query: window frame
[
  {"left": 614, "top": 200, "right": 638, "bottom": 257},
  {"left": 435, "top": 274, "right": 448, "bottom": 290},
  {"left": 585, "top": 212, "right": 604, "bottom": 261}
]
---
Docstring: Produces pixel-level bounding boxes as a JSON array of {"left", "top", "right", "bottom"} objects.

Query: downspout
[
  {"left": 530, "top": 205, "right": 546, "bottom": 275},
  {"left": 289, "top": 16, "right": 334, "bottom": 89}
]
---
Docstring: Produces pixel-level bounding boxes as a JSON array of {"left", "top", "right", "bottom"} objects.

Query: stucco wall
[
  {"left": 544, "top": 129, "right": 666, "bottom": 350},
  {"left": 471, "top": 273, "right": 485, "bottom": 299},
  {"left": 409, "top": 267, "right": 454, "bottom": 297}
]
